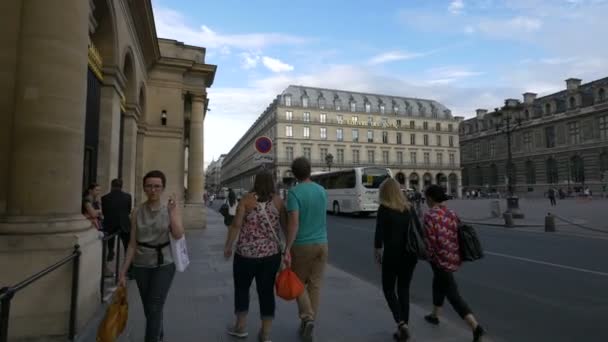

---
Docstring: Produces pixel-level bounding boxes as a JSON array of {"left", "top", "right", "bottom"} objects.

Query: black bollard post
[{"left": 545, "top": 213, "right": 556, "bottom": 232}]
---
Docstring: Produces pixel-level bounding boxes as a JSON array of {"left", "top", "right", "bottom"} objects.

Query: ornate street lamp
[
  {"left": 495, "top": 99, "right": 525, "bottom": 218},
  {"left": 325, "top": 153, "right": 334, "bottom": 171}
]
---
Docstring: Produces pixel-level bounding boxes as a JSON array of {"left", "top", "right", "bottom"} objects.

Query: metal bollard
[
  {"left": 545, "top": 213, "right": 556, "bottom": 232},
  {"left": 503, "top": 212, "right": 514, "bottom": 227}
]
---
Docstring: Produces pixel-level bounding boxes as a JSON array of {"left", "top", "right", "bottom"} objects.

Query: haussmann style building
[
  {"left": 459, "top": 77, "right": 608, "bottom": 197},
  {"left": 221, "top": 85, "right": 464, "bottom": 197},
  {"left": 0, "top": 0, "right": 216, "bottom": 340}
]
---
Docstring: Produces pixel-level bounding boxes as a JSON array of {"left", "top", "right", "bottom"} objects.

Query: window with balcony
[
  {"left": 285, "top": 111, "right": 293, "bottom": 120},
  {"left": 410, "top": 121, "right": 415, "bottom": 129},
  {"left": 337, "top": 149, "right": 344, "bottom": 163},
  {"left": 368, "top": 150, "right": 375, "bottom": 163},
  {"left": 437, "top": 153, "right": 443, "bottom": 165},
  {"left": 352, "top": 116, "right": 358, "bottom": 123},
  {"left": 337, "top": 115, "right": 343, "bottom": 124},
  {"left": 320, "top": 148, "right": 328, "bottom": 159},
  {"left": 320, "top": 113, "right": 327, "bottom": 123},
  {"left": 410, "top": 152, "right": 417, "bottom": 164},
  {"left": 436, "top": 122, "right": 441, "bottom": 131},
  {"left": 423, "top": 122, "right": 429, "bottom": 130},
  {"left": 449, "top": 153, "right": 455, "bottom": 166},
  {"left": 382, "top": 151, "right": 389, "bottom": 164},
  {"left": 353, "top": 150, "right": 360, "bottom": 164},
  {"left": 320, "top": 127, "right": 327, "bottom": 140},
  {"left": 303, "top": 147, "right": 311, "bottom": 160},
  {"left": 382, "top": 131, "right": 388, "bottom": 144},
  {"left": 352, "top": 129, "right": 359, "bottom": 142},
  {"left": 367, "top": 130, "right": 374, "bottom": 142},
  {"left": 448, "top": 124, "right": 453, "bottom": 132},
  {"left": 545, "top": 126, "right": 556, "bottom": 148},
  {"left": 382, "top": 118, "right": 388, "bottom": 126},
  {"left": 396, "top": 119, "right": 402, "bottom": 127},
  {"left": 303, "top": 126, "right": 310, "bottom": 139},
  {"left": 523, "top": 131, "right": 532, "bottom": 151},
  {"left": 424, "top": 134, "right": 429, "bottom": 146},
  {"left": 397, "top": 151, "right": 403, "bottom": 164},
  {"left": 436, "top": 135, "right": 442, "bottom": 146},
  {"left": 410, "top": 134, "right": 416, "bottom": 145},
  {"left": 449, "top": 136, "right": 454, "bottom": 147},
  {"left": 424, "top": 152, "right": 430, "bottom": 165},
  {"left": 286, "top": 125, "right": 293, "bottom": 137},
  {"left": 368, "top": 116, "right": 373, "bottom": 125},
  {"left": 303, "top": 112, "right": 310, "bottom": 122},
  {"left": 396, "top": 132, "right": 402, "bottom": 144},
  {"left": 337, "top": 128, "right": 344, "bottom": 141}
]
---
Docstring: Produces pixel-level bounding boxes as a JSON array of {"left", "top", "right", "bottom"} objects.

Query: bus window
[{"left": 361, "top": 167, "right": 391, "bottom": 188}]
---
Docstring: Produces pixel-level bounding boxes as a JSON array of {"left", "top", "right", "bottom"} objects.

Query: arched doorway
[
  {"left": 423, "top": 173, "right": 433, "bottom": 188},
  {"left": 448, "top": 173, "right": 458, "bottom": 197},
  {"left": 395, "top": 172, "right": 406, "bottom": 186},
  {"left": 409, "top": 172, "right": 419, "bottom": 190},
  {"left": 436, "top": 173, "right": 447, "bottom": 190}
]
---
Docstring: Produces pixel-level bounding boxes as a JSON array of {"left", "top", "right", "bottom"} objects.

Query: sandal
[{"left": 258, "top": 331, "right": 272, "bottom": 342}]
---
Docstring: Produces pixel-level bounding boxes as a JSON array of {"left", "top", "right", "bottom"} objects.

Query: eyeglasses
[{"left": 144, "top": 184, "right": 163, "bottom": 190}]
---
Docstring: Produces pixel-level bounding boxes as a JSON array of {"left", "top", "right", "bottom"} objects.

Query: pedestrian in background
[
  {"left": 284, "top": 157, "right": 328, "bottom": 341},
  {"left": 83, "top": 182, "right": 103, "bottom": 231},
  {"left": 374, "top": 178, "right": 418, "bottom": 341},
  {"left": 422, "top": 185, "right": 485, "bottom": 342},
  {"left": 119, "top": 170, "right": 184, "bottom": 342},
  {"left": 102, "top": 178, "right": 133, "bottom": 263},
  {"left": 223, "top": 188, "right": 238, "bottom": 227},
  {"left": 224, "top": 171, "right": 286, "bottom": 342},
  {"left": 548, "top": 187, "right": 557, "bottom": 206}
]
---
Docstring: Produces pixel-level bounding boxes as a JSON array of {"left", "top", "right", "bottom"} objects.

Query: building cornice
[{"left": 128, "top": 0, "right": 161, "bottom": 69}]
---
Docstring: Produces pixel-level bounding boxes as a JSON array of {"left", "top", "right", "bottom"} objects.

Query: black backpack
[{"left": 458, "top": 223, "right": 484, "bottom": 262}]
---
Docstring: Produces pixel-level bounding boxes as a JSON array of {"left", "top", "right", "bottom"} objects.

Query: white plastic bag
[{"left": 170, "top": 233, "right": 190, "bottom": 272}]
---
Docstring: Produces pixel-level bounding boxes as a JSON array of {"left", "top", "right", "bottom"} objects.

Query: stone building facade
[
  {"left": 459, "top": 77, "right": 608, "bottom": 196},
  {"left": 221, "top": 85, "right": 463, "bottom": 197},
  {"left": 0, "top": 1, "right": 215, "bottom": 340}
]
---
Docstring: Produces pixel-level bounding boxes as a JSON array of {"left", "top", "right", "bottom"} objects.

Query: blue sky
[{"left": 152, "top": 0, "right": 608, "bottom": 165}]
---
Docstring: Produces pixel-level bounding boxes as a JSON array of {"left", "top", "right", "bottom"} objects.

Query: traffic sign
[
  {"left": 254, "top": 136, "right": 273, "bottom": 154},
  {"left": 253, "top": 154, "right": 274, "bottom": 165}
]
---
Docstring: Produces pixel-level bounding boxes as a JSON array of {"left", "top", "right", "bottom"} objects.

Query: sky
[{"left": 151, "top": 0, "right": 608, "bottom": 167}]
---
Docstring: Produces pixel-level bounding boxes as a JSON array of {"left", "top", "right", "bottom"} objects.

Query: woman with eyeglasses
[{"left": 119, "top": 170, "right": 184, "bottom": 342}]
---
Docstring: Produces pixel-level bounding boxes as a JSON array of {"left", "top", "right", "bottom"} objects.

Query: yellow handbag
[{"left": 97, "top": 285, "right": 128, "bottom": 341}]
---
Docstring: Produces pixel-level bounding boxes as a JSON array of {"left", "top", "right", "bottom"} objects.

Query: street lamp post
[
  {"left": 496, "top": 99, "right": 525, "bottom": 219},
  {"left": 325, "top": 153, "right": 334, "bottom": 172}
]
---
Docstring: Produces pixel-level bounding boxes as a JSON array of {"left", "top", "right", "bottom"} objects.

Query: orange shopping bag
[
  {"left": 275, "top": 268, "right": 304, "bottom": 301},
  {"left": 97, "top": 285, "right": 128, "bottom": 342}
]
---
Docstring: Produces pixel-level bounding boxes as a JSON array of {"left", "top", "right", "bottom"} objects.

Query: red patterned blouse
[
  {"left": 423, "top": 205, "right": 461, "bottom": 272},
  {"left": 236, "top": 201, "right": 281, "bottom": 258}
]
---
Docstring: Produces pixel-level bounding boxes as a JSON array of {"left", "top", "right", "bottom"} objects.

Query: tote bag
[{"left": 169, "top": 214, "right": 190, "bottom": 272}]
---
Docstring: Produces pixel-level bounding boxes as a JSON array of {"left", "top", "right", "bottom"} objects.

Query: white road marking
[{"left": 486, "top": 251, "right": 608, "bottom": 277}]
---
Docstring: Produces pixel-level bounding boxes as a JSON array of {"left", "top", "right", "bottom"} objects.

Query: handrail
[
  {"left": 100, "top": 232, "right": 121, "bottom": 302},
  {"left": 0, "top": 245, "right": 81, "bottom": 342}
]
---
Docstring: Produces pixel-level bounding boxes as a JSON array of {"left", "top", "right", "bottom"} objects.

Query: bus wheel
[{"left": 333, "top": 202, "right": 340, "bottom": 216}]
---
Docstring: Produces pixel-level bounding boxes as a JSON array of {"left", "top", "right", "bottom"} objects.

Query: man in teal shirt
[{"left": 285, "top": 157, "right": 328, "bottom": 340}]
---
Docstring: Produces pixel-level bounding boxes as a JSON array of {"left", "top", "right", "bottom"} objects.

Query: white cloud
[
  {"left": 368, "top": 51, "right": 425, "bottom": 65},
  {"left": 449, "top": 0, "right": 465, "bottom": 14},
  {"left": 426, "top": 66, "right": 484, "bottom": 84},
  {"left": 240, "top": 53, "right": 260, "bottom": 69},
  {"left": 262, "top": 56, "right": 294, "bottom": 73},
  {"left": 475, "top": 16, "right": 542, "bottom": 38},
  {"left": 153, "top": 6, "right": 308, "bottom": 50}
]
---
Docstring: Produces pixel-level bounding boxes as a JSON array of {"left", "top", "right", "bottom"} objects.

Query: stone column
[
  {"left": 0, "top": 0, "right": 101, "bottom": 340},
  {"left": 121, "top": 109, "right": 139, "bottom": 203},
  {"left": 97, "top": 83, "right": 123, "bottom": 192},
  {"left": 183, "top": 94, "right": 206, "bottom": 229}
]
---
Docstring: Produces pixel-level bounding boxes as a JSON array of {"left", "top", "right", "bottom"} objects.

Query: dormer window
[
  {"left": 334, "top": 98, "right": 342, "bottom": 110},
  {"left": 569, "top": 96, "right": 577, "bottom": 109},
  {"left": 318, "top": 97, "right": 325, "bottom": 109},
  {"left": 365, "top": 102, "right": 371, "bottom": 113},
  {"left": 380, "top": 104, "right": 385, "bottom": 114},
  {"left": 302, "top": 96, "right": 309, "bottom": 108},
  {"left": 285, "top": 95, "right": 292, "bottom": 107},
  {"left": 545, "top": 103, "right": 552, "bottom": 115},
  {"left": 350, "top": 101, "right": 356, "bottom": 112},
  {"left": 393, "top": 105, "right": 399, "bottom": 114},
  {"left": 599, "top": 88, "right": 606, "bottom": 102}
]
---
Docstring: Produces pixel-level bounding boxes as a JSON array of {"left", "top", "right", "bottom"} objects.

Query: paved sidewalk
[{"left": 104, "top": 210, "right": 482, "bottom": 342}]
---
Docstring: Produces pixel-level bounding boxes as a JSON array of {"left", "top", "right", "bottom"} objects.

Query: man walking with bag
[{"left": 284, "top": 157, "right": 328, "bottom": 341}]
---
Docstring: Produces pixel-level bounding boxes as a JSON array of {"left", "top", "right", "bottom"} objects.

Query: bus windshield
[{"left": 361, "top": 167, "right": 391, "bottom": 189}]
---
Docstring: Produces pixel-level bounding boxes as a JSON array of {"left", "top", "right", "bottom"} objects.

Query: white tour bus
[{"left": 311, "top": 167, "right": 393, "bottom": 215}]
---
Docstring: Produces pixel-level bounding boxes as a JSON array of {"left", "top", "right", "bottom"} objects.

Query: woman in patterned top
[
  {"left": 224, "top": 171, "right": 287, "bottom": 342},
  {"left": 422, "top": 185, "right": 486, "bottom": 342}
]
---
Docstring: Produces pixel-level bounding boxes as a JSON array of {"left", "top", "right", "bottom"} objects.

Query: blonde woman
[{"left": 374, "top": 178, "right": 420, "bottom": 341}]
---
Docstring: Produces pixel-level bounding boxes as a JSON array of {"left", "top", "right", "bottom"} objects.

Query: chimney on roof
[
  {"left": 566, "top": 78, "right": 582, "bottom": 91},
  {"left": 523, "top": 92, "right": 537, "bottom": 104},
  {"left": 476, "top": 109, "right": 488, "bottom": 118}
]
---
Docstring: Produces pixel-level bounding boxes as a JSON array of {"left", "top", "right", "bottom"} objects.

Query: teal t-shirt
[{"left": 287, "top": 182, "right": 328, "bottom": 245}]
